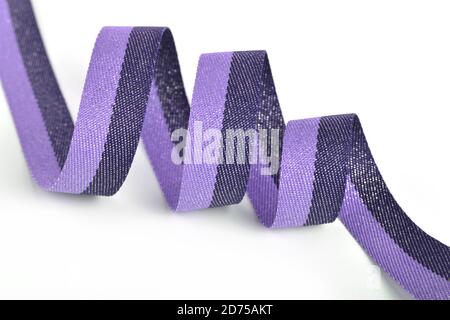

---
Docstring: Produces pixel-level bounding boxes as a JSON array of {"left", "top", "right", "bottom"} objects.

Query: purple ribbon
[{"left": 0, "top": 0, "right": 448, "bottom": 299}]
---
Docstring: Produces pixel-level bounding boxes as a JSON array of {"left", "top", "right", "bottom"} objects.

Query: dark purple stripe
[
  {"left": 154, "top": 29, "right": 190, "bottom": 135},
  {"left": 83, "top": 27, "right": 163, "bottom": 195},
  {"left": 2, "top": 0, "right": 448, "bottom": 298},
  {"left": 209, "top": 51, "right": 265, "bottom": 208},
  {"left": 340, "top": 179, "right": 450, "bottom": 300},
  {"left": 350, "top": 117, "right": 450, "bottom": 280},
  {"left": 258, "top": 54, "right": 285, "bottom": 187},
  {"left": 6, "top": 0, "right": 74, "bottom": 168},
  {"left": 305, "top": 115, "right": 352, "bottom": 225},
  {"left": 0, "top": 0, "right": 61, "bottom": 186}
]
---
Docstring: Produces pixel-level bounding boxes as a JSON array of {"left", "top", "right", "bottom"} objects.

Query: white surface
[{"left": 0, "top": 0, "right": 449, "bottom": 299}]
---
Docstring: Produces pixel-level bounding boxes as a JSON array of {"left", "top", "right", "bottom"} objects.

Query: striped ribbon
[{"left": 0, "top": 0, "right": 448, "bottom": 299}]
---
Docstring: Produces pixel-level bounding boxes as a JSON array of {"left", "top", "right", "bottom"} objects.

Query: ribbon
[{"left": 0, "top": 0, "right": 448, "bottom": 299}]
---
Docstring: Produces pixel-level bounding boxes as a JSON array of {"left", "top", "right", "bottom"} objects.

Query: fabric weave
[{"left": 0, "top": 0, "right": 448, "bottom": 299}]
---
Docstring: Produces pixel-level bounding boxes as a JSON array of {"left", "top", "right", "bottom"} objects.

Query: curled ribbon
[{"left": 0, "top": 0, "right": 448, "bottom": 299}]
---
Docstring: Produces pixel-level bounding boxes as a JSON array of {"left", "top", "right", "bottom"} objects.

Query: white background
[{"left": 0, "top": 0, "right": 449, "bottom": 299}]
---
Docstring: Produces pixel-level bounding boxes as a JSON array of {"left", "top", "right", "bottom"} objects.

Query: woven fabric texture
[{"left": 0, "top": 0, "right": 448, "bottom": 299}]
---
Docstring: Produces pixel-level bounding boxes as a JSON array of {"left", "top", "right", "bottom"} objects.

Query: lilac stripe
[
  {"left": 272, "top": 118, "right": 321, "bottom": 227},
  {"left": 142, "top": 81, "right": 183, "bottom": 208},
  {"left": 247, "top": 163, "right": 280, "bottom": 227},
  {"left": 2, "top": 0, "right": 448, "bottom": 299},
  {"left": 0, "top": 0, "right": 60, "bottom": 187},
  {"left": 340, "top": 178, "right": 450, "bottom": 300},
  {"left": 176, "top": 53, "right": 233, "bottom": 211},
  {"left": 49, "top": 27, "right": 132, "bottom": 193}
]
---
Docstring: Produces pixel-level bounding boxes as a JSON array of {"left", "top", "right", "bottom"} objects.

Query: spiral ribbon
[{"left": 0, "top": 0, "right": 449, "bottom": 299}]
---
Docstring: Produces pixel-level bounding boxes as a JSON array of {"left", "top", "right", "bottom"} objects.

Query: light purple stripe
[
  {"left": 247, "top": 163, "right": 279, "bottom": 227},
  {"left": 0, "top": 0, "right": 60, "bottom": 188},
  {"left": 272, "top": 118, "right": 321, "bottom": 227},
  {"left": 50, "top": 27, "right": 132, "bottom": 193},
  {"left": 142, "top": 81, "right": 183, "bottom": 208},
  {"left": 340, "top": 178, "right": 450, "bottom": 300},
  {"left": 176, "top": 52, "right": 233, "bottom": 211}
]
